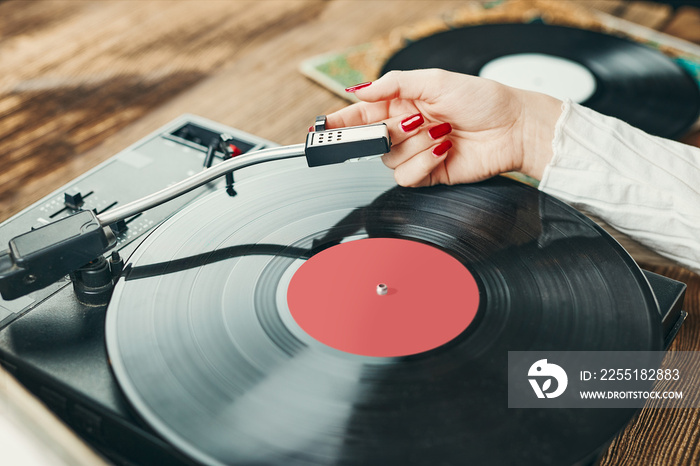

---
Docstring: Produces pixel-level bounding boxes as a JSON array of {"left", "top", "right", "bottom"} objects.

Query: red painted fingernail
[
  {"left": 429, "top": 122, "right": 452, "bottom": 140},
  {"left": 433, "top": 140, "right": 452, "bottom": 157},
  {"left": 308, "top": 126, "right": 314, "bottom": 132},
  {"left": 400, "top": 113, "right": 424, "bottom": 132},
  {"left": 345, "top": 82, "right": 372, "bottom": 93}
]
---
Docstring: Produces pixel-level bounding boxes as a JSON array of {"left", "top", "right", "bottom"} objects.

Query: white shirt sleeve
[{"left": 539, "top": 100, "right": 700, "bottom": 273}]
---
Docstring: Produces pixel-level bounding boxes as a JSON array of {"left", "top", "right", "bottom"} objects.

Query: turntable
[{"left": 0, "top": 114, "right": 687, "bottom": 465}]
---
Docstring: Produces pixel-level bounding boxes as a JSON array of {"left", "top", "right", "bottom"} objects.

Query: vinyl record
[
  {"left": 382, "top": 23, "right": 700, "bottom": 139},
  {"left": 106, "top": 158, "right": 662, "bottom": 465}
]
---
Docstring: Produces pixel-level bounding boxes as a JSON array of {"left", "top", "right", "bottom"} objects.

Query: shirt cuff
[{"left": 539, "top": 100, "right": 700, "bottom": 273}]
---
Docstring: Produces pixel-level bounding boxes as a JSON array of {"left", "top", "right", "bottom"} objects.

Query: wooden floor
[{"left": 1, "top": 1, "right": 700, "bottom": 465}]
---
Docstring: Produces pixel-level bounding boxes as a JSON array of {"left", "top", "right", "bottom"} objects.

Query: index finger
[{"left": 325, "top": 101, "right": 391, "bottom": 129}]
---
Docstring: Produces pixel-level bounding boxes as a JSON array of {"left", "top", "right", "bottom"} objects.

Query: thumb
[{"left": 347, "top": 69, "right": 452, "bottom": 104}]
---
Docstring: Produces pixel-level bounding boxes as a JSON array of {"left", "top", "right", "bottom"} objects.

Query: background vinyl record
[
  {"left": 106, "top": 158, "right": 662, "bottom": 465},
  {"left": 382, "top": 23, "right": 700, "bottom": 139}
]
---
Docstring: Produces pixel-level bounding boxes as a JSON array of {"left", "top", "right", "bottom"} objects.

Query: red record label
[{"left": 287, "top": 238, "right": 480, "bottom": 357}]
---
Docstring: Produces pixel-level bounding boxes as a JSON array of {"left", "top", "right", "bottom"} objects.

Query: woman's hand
[{"left": 326, "top": 69, "right": 562, "bottom": 187}]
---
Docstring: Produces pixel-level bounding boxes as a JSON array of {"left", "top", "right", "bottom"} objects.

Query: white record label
[{"left": 479, "top": 53, "right": 597, "bottom": 103}]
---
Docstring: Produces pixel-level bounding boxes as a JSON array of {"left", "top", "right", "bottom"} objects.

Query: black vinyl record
[
  {"left": 382, "top": 23, "right": 700, "bottom": 139},
  {"left": 106, "top": 158, "right": 662, "bottom": 465}
]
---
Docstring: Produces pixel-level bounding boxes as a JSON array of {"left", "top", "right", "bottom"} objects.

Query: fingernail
[
  {"left": 308, "top": 126, "right": 314, "bottom": 132},
  {"left": 345, "top": 82, "right": 372, "bottom": 93},
  {"left": 429, "top": 122, "right": 452, "bottom": 140},
  {"left": 433, "top": 140, "right": 452, "bottom": 157},
  {"left": 400, "top": 113, "right": 424, "bottom": 132}
]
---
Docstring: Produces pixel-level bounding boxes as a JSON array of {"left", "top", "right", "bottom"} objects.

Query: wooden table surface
[{"left": 1, "top": 1, "right": 700, "bottom": 465}]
